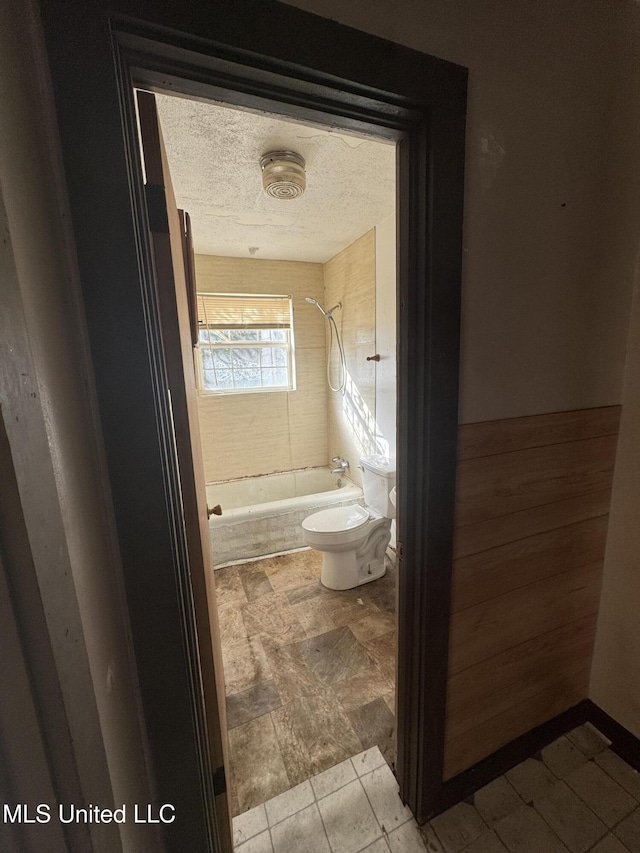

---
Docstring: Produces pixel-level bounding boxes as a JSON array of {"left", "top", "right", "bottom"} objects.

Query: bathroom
[{"left": 156, "top": 92, "right": 398, "bottom": 815}]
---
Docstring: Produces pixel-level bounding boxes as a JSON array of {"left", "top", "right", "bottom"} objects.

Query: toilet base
[{"left": 320, "top": 550, "right": 387, "bottom": 591}]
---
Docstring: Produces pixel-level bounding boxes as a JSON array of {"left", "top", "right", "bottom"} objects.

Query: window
[{"left": 196, "top": 293, "right": 295, "bottom": 394}]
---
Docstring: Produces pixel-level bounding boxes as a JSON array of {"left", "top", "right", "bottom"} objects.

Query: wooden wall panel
[{"left": 444, "top": 406, "right": 620, "bottom": 780}]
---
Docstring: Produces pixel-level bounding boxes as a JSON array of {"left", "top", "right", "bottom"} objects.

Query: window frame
[{"left": 195, "top": 292, "right": 296, "bottom": 396}]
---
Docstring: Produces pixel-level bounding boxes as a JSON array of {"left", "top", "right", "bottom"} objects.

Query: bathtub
[{"left": 207, "top": 467, "right": 363, "bottom": 567}]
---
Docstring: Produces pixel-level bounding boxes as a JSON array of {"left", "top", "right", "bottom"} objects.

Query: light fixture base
[{"left": 260, "top": 150, "right": 306, "bottom": 199}]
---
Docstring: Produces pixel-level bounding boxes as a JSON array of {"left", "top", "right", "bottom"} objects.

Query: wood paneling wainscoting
[{"left": 443, "top": 406, "right": 621, "bottom": 780}]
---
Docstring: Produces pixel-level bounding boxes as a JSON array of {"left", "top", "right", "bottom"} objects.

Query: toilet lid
[{"left": 302, "top": 504, "right": 370, "bottom": 533}]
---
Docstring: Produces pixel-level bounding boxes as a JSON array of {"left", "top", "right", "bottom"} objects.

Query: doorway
[
  {"left": 151, "top": 91, "right": 399, "bottom": 814},
  {"left": 40, "top": 1, "right": 467, "bottom": 846}
]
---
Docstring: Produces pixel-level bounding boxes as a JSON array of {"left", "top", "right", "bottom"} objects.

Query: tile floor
[
  {"left": 215, "top": 548, "right": 397, "bottom": 815},
  {"left": 232, "top": 725, "right": 640, "bottom": 853}
]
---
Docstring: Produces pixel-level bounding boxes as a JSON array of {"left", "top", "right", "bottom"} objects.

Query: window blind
[{"left": 197, "top": 293, "right": 292, "bottom": 329}]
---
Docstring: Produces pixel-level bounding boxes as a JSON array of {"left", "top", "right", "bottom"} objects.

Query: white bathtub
[{"left": 207, "top": 467, "right": 363, "bottom": 567}]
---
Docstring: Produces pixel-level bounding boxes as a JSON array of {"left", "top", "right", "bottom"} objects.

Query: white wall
[
  {"left": 282, "top": 0, "right": 640, "bottom": 424},
  {"left": 590, "top": 265, "right": 640, "bottom": 737}
]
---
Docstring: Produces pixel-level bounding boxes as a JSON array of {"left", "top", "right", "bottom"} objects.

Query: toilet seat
[
  {"left": 302, "top": 504, "right": 369, "bottom": 534},
  {"left": 302, "top": 504, "right": 379, "bottom": 550}
]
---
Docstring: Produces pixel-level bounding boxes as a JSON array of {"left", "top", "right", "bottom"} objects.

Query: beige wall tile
[
  {"left": 323, "top": 231, "right": 378, "bottom": 485},
  {"left": 194, "top": 254, "right": 327, "bottom": 481}
]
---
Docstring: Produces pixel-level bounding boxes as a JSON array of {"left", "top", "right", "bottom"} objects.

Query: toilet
[{"left": 301, "top": 455, "right": 396, "bottom": 590}]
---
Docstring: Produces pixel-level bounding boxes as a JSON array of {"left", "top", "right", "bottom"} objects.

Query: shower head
[
  {"left": 305, "top": 296, "right": 328, "bottom": 317},
  {"left": 305, "top": 297, "right": 341, "bottom": 318}
]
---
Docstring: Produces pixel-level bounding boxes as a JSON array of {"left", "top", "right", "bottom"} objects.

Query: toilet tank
[{"left": 359, "top": 455, "right": 396, "bottom": 518}]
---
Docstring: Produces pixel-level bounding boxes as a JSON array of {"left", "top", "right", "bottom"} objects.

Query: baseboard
[
  {"left": 439, "top": 700, "right": 591, "bottom": 812},
  {"left": 436, "top": 699, "right": 640, "bottom": 816},
  {"left": 584, "top": 700, "right": 640, "bottom": 773}
]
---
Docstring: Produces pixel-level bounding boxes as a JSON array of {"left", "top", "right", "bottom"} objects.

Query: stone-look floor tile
[
  {"left": 296, "top": 626, "right": 371, "bottom": 686},
  {"left": 506, "top": 758, "right": 559, "bottom": 804},
  {"left": 363, "top": 631, "right": 396, "bottom": 683},
  {"left": 223, "top": 635, "right": 272, "bottom": 696},
  {"left": 242, "top": 592, "right": 306, "bottom": 647},
  {"left": 473, "top": 776, "right": 524, "bottom": 826},
  {"left": 419, "top": 824, "right": 446, "bottom": 852},
  {"left": 260, "top": 636, "right": 324, "bottom": 704},
  {"left": 541, "top": 736, "right": 589, "bottom": 779},
  {"left": 322, "top": 593, "right": 381, "bottom": 629},
  {"left": 331, "top": 662, "right": 394, "bottom": 713},
  {"left": 264, "top": 780, "right": 314, "bottom": 827},
  {"left": 349, "top": 610, "right": 396, "bottom": 643},
  {"left": 233, "top": 803, "right": 268, "bottom": 847},
  {"left": 226, "top": 680, "right": 282, "bottom": 729},
  {"left": 461, "top": 830, "right": 509, "bottom": 853},
  {"left": 230, "top": 784, "right": 240, "bottom": 818},
  {"left": 430, "top": 802, "right": 487, "bottom": 853},
  {"left": 387, "top": 820, "right": 429, "bottom": 852},
  {"left": 533, "top": 780, "right": 607, "bottom": 853},
  {"left": 218, "top": 604, "right": 249, "bottom": 646},
  {"left": 317, "top": 779, "right": 381, "bottom": 853},
  {"left": 596, "top": 750, "right": 640, "bottom": 801},
  {"left": 566, "top": 723, "right": 610, "bottom": 758},
  {"left": 348, "top": 697, "right": 396, "bottom": 766},
  {"left": 235, "top": 828, "right": 274, "bottom": 853},
  {"left": 264, "top": 554, "right": 322, "bottom": 593},
  {"left": 494, "top": 806, "right": 570, "bottom": 853},
  {"left": 286, "top": 582, "right": 323, "bottom": 606},
  {"left": 310, "top": 757, "right": 357, "bottom": 800},
  {"left": 352, "top": 746, "right": 387, "bottom": 777},
  {"left": 360, "top": 763, "right": 412, "bottom": 833},
  {"left": 271, "top": 803, "right": 331, "bottom": 853},
  {"left": 590, "top": 835, "right": 632, "bottom": 853},
  {"left": 215, "top": 565, "right": 248, "bottom": 607},
  {"left": 614, "top": 807, "right": 640, "bottom": 852},
  {"left": 228, "top": 714, "right": 290, "bottom": 814},
  {"left": 383, "top": 690, "right": 396, "bottom": 716},
  {"left": 271, "top": 691, "right": 363, "bottom": 786},
  {"left": 241, "top": 569, "right": 275, "bottom": 602},
  {"left": 291, "top": 597, "right": 336, "bottom": 638},
  {"left": 364, "top": 572, "right": 396, "bottom": 613},
  {"left": 565, "top": 760, "right": 636, "bottom": 827}
]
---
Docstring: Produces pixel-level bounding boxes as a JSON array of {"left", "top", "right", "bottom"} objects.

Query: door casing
[{"left": 39, "top": 0, "right": 467, "bottom": 847}]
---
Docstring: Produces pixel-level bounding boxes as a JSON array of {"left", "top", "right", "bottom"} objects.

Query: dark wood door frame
[{"left": 40, "top": 0, "right": 467, "bottom": 845}]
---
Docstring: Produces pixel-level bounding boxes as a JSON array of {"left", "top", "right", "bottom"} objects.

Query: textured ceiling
[{"left": 155, "top": 93, "right": 396, "bottom": 263}]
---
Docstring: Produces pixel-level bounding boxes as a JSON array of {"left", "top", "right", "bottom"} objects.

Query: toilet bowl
[{"left": 302, "top": 455, "right": 396, "bottom": 590}]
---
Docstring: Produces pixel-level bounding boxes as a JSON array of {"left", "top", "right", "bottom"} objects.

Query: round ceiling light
[{"left": 259, "top": 150, "right": 306, "bottom": 200}]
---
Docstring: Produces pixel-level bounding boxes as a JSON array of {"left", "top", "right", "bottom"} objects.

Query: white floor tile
[
  {"left": 234, "top": 804, "right": 269, "bottom": 847},
  {"left": 318, "top": 779, "right": 381, "bottom": 853},
  {"left": 236, "top": 828, "right": 274, "bottom": 853},
  {"left": 271, "top": 803, "right": 330, "bottom": 853},
  {"left": 430, "top": 802, "right": 487, "bottom": 853},
  {"left": 541, "top": 736, "right": 588, "bottom": 779},
  {"left": 361, "top": 839, "right": 391, "bottom": 852},
  {"left": 311, "top": 757, "right": 358, "bottom": 800},
  {"left": 419, "top": 824, "right": 445, "bottom": 852},
  {"left": 265, "top": 780, "right": 314, "bottom": 827},
  {"left": 352, "top": 746, "right": 386, "bottom": 777},
  {"left": 566, "top": 723, "right": 610, "bottom": 758},
  {"left": 360, "top": 764, "right": 412, "bottom": 832},
  {"left": 387, "top": 820, "right": 428, "bottom": 852}
]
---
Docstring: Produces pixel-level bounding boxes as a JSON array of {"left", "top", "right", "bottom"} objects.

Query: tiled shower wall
[
  {"left": 195, "top": 232, "right": 383, "bottom": 487},
  {"left": 324, "top": 230, "right": 377, "bottom": 487},
  {"left": 195, "top": 255, "right": 328, "bottom": 482}
]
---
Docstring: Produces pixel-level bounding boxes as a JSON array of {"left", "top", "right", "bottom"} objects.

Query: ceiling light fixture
[{"left": 259, "top": 150, "right": 306, "bottom": 199}]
